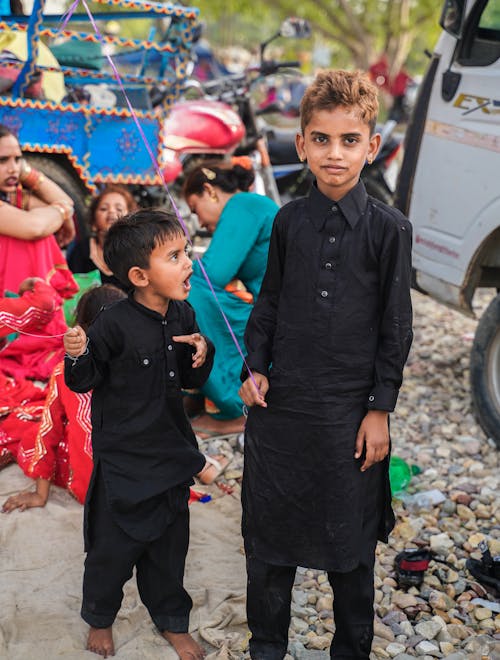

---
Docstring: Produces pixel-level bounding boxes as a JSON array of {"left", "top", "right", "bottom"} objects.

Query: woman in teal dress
[{"left": 184, "top": 160, "right": 279, "bottom": 435}]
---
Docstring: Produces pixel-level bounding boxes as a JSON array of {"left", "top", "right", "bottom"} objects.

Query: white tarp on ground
[{"left": 0, "top": 464, "right": 248, "bottom": 659}]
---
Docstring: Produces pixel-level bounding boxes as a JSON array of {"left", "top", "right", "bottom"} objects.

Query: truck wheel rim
[{"left": 488, "top": 330, "right": 500, "bottom": 416}]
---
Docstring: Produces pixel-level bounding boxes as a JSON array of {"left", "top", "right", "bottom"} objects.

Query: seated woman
[
  {"left": 67, "top": 184, "right": 137, "bottom": 291},
  {"left": 0, "top": 124, "right": 78, "bottom": 381},
  {"left": 183, "top": 160, "right": 279, "bottom": 436},
  {"left": 0, "top": 124, "right": 76, "bottom": 296}
]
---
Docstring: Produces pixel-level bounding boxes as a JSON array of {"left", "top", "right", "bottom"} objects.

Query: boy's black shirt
[
  {"left": 245, "top": 180, "right": 413, "bottom": 411},
  {"left": 65, "top": 295, "right": 214, "bottom": 542},
  {"left": 242, "top": 180, "right": 413, "bottom": 571}
]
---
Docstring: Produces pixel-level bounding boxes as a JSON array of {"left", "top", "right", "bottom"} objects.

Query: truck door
[{"left": 400, "top": 0, "right": 500, "bottom": 301}]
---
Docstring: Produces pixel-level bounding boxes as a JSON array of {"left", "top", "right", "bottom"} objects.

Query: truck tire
[
  {"left": 24, "top": 155, "right": 90, "bottom": 239},
  {"left": 470, "top": 293, "right": 500, "bottom": 448}
]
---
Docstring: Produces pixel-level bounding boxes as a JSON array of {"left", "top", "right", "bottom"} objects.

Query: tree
[{"left": 194, "top": 0, "right": 443, "bottom": 76}]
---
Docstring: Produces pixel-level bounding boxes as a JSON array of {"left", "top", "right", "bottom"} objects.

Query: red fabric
[
  {"left": 369, "top": 55, "right": 412, "bottom": 97},
  {"left": 0, "top": 373, "right": 46, "bottom": 466},
  {"left": 0, "top": 233, "right": 78, "bottom": 300},
  {"left": 0, "top": 313, "right": 67, "bottom": 380},
  {"left": 399, "top": 558, "right": 430, "bottom": 572},
  {"left": 16, "top": 361, "right": 93, "bottom": 504},
  {"left": 0, "top": 192, "right": 78, "bottom": 380},
  {"left": 0, "top": 280, "right": 61, "bottom": 341}
]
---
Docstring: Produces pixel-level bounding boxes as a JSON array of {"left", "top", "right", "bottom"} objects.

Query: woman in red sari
[{"left": 0, "top": 124, "right": 78, "bottom": 381}]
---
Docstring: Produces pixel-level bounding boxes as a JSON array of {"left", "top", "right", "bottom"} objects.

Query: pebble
[
  {"left": 386, "top": 642, "right": 406, "bottom": 657},
  {"left": 415, "top": 619, "right": 442, "bottom": 640}
]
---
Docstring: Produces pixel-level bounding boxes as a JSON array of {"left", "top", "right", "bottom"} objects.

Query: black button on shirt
[
  {"left": 242, "top": 180, "right": 413, "bottom": 571},
  {"left": 245, "top": 180, "right": 413, "bottom": 412},
  {"left": 65, "top": 296, "right": 215, "bottom": 541}
]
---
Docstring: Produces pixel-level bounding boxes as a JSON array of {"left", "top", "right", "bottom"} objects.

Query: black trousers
[
  {"left": 81, "top": 474, "right": 192, "bottom": 632},
  {"left": 246, "top": 490, "right": 381, "bottom": 659}
]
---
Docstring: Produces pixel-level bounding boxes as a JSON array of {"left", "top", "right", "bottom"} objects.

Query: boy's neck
[
  {"left": 133, "top": 289, "right": 170, "bottom": 317},
  {"left": 316, "top": 179, "right": 359, "bottom": 203}
]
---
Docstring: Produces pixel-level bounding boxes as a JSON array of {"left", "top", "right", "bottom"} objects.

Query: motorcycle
[{"left": 160, "top": 17, "right": 311, "bottom": 227}]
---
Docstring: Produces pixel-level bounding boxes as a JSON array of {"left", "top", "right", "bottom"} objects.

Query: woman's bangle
[
  {"left": 20, "top": 162, "right": 44, "bottom": 191},
  {"left": 51, "top": 202, "right": 69, "bottom": 221}
]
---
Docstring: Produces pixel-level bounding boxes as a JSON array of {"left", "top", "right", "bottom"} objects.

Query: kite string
[{"left": 4, "top": 2, "right": 262, "bottom": 394}]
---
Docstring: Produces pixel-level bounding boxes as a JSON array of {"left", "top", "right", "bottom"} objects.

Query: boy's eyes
[
  {"left": 169, "top": 246, "right": 191, "bottom": 261},
  {"left": 311, "top": 135, "right": 360, "bottom": 145}
]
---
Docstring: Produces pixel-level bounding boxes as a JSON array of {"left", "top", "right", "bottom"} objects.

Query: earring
[{"left": 367, "top": 157, "right": 373, "bottom": 165}]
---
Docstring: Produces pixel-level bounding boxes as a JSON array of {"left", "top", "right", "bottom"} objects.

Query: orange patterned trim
[{"left": 0, "top": 95, "right": 161, "bottom": 120}]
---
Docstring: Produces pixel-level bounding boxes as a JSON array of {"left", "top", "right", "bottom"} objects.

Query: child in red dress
[{"left": 2, "top": 284, "right": 126, "bottom": 511}]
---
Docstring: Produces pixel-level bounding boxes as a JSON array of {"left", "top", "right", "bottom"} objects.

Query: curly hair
[{"left": 300, "top": 70, "right": 379, "bottom": 135}]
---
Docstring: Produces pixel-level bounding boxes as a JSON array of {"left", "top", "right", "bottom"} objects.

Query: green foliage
[{"left": 195, "top": 0, "right": 444, "bottom": 77}]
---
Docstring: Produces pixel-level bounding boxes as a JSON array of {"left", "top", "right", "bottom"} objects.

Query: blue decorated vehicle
[{"left": 0, "top": 0, "right": 199, "bottom": 233}]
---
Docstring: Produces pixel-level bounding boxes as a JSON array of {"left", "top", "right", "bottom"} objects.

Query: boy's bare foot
[
  {"left": 191, "top": 413, "right": 245, "bottom": 437},
  {"left": 87, "top": 626, "right": 114, "bottom": 657},
  {"left": 162, "top": 631, "right": 205, "bottom": 659}
]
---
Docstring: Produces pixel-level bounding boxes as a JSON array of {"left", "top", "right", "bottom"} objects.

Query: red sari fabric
[
  {"left": 0, "top": 190, "right": 78, "bottom": 380},
  {"left": 0, "top": 375, "right": 46, "bottom": 468},
  {"left": 0, "top": 280, "right": 60, "bottom": 343},
  {"left": 17, "top": 361, "right": 93, "bottom": 504},
  {"left": 0, "top": 282, "right": 63, "bottom": 466}
]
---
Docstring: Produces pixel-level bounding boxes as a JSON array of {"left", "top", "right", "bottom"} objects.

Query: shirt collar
[
  {"left": 127, "top": 293, "right": 180, "bottom": 322},
  {"left": 307, "top": 180, "right": 368, "bottom": 231}
]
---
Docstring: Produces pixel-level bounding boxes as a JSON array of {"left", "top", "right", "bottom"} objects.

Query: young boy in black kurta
[
  {"left": 239, "top": 70, "right": 413, "bottom": 659},
  {"left": 64, "top": 209, "right": 213, "bottom": 659}
]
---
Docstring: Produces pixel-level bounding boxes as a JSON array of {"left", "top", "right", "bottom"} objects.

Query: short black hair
[
  {"left": 103, "top": 208, "right": 184, "bottom": 287},
  {"left": 74, "top": 284, "right": 126, "bottom": 331}
]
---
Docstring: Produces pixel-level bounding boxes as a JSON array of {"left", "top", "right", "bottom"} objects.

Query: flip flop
[
  {"left": 466, "top": 540, "right": 500, "bottom": 594},
  {"left": 196, "top": 454, "right": 231, "bottom": 485}
]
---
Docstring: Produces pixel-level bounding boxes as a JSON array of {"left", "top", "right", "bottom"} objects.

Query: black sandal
[
  {"left": 466, "top": 540, "right": 500, "bottom": 594},
  {"left": 394, "top": 549, "right": 433, "bottom": 588}
]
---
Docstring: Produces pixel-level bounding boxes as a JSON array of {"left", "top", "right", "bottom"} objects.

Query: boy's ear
[
  {"left": 128, "top": 266, "right": 149, "bottom": 288},
  {"left": 295, "top": 133, "right": 306, "bottom": 163},
  {"left": 367, "top": 132, "right": 381, "bottom": 163}
]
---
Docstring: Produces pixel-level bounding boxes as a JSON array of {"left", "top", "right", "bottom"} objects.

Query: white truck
[{"left": 395, "top": 0, "right": 500, "bottom": 446}]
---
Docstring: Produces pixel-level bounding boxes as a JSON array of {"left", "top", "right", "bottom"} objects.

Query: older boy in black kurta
[{"left": 240, "top": 71, "right": 413, "bottom": 659}]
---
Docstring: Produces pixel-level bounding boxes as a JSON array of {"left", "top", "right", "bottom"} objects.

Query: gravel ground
[{"left": 201, "top": 289, "right": 500, "bottom": 659}]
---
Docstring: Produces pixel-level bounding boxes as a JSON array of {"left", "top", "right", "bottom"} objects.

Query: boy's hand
[
  {"left": 239, "top": 372, "right": 269, "bottom": 408},
  {"left": 172, "top": 333, "right": 207, "bottom": 368},
  {"left": 355, "top": 410, "right": 389, "bottom": 472},
  {"left": 2, "top": 490, "right": 47, "bottom": 513},
  {"left": 64, "top": 325, "right": 88, "bottom": 357}
]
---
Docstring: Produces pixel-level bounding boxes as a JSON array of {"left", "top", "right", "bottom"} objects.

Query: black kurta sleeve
[
  {"left": 366, "top": 213, "right": 413, "bottom": 412},
  {"left": 243, "top": 212, "right": 286, "bottom": 378},
  {"left": 64, "top": 314, "right": 112, "bottom": 392},
  {"left": 177, "top": 304, "right": 215, "bottom": 390}
]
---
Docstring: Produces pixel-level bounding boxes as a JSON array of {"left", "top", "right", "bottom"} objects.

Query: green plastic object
[
  {"left": 389, "top": 455, "right": 412, "bottom": 495},
  {"left": 63, "top": 270, "right": 102, "bottom": 326}
]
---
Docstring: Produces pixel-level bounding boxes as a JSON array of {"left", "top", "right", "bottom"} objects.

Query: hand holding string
[{"left": 64, "top": 325, "right": 87, "bottom": 357}]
